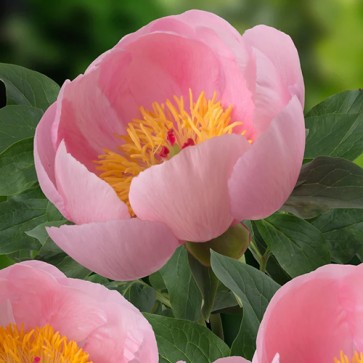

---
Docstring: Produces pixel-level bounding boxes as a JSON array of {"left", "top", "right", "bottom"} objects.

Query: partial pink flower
[
  {"left": 254, "top": 264, "right": 363, "bottom": 363},
  {"left": 0, "top": 261, "right": 158, "bottom": 362},
  {"left": 34, "top": 10, "right": 305, "bottom": 281}
]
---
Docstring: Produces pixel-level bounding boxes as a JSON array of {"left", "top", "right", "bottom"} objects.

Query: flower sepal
[{"left": 186, "top": 223, "right": 250, "bottom": 267}]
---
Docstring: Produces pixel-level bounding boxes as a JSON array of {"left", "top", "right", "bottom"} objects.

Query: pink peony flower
[
  {"left": 0, "top": 261, "right": 158, "bottom": 362},
  {"left": 253, "top": 264, "right": 363, "bottom": 363},
  {"left": 34, "top": 10, "right": 305, "bottom": 281}
]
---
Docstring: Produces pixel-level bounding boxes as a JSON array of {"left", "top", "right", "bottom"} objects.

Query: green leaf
[
  {"left": 255, "top": 214, "right": 330, "bottom": 277},
  {"left": 188, "top": 253, "right": 219, "bottom": 321},
  {"left": 0, "top": 188, "right": 53, "bottom": 255},
  {"left": 0, "top": 63, "right": 59, "bottom": 110},
  {"left": 159, "top": 247, "right": 202, "bottom": 321},
  {"left": 283, "top": 156, "right": 363, "bottom": 218},
  {"left": 0, "top": 255, "right": 15, "bottom": 269},
  {"left": 49, "top": 255, "right": 91, "bottom": 279},
  {"left": 110, "top": 281, "right": 157, "bottom": 313},
  {"left": 312, "top": 208, "right": 363, "bottom": 263},
  {"left": 210, "top": 251, "right": 279, "bottom": 360},
  {"left": 0, "top": 105, "right": 43, "bottom": 152},
  {"left": 144, "top": 313, "right": 230, "bottom": 363},
  {"left": 0, "top": 138, "right": 37, "bottom": 196},
  {"left": 305, "top": 90, "right": 363, "bottom": 161}
]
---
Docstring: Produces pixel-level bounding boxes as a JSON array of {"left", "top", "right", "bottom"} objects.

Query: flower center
[
  {"left": 334, "top": 351, "right": 363, "bottom": 363},
  {"left": 96, "top": 90, "right": 250, "bottom": 214},
  {"left": 0, "top": 324, "right": 92, "bottom": 363}
]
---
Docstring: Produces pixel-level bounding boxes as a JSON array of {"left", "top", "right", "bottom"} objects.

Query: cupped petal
[
  {"left": 0, "top": 262, "right": 67, "bottom": 330},
  {"left": 243, "top": 25, "right": 304, "bottom": 107},
  {"left": 54, "top": 140, "right": 129, "bottom": 224},
  {"left": 54, "top": 63, "right": 126, "bottom": 172},
  {"left": 255, "top": 264, "right": 363, "bottom": 363},
  {"left": 47, "top": 219, "right": 180, "bottom": 281},
  {"left": 99, "top": 32, "right": 225, "bottom": 122},
  {"left": 34, "top": 102, "right": 65, "bottom": 214},
  {"left": 130, "top": 134, "right": 250, "bottom": 242},
  {"left": 229, "top": 96, "right": 305, "bottom": 221}
]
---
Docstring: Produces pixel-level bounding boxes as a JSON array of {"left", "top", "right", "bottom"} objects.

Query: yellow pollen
[
  {"left": 0, "top": 324, "right": 92, "bottom": 363},
  {"left": 96, "top": 90, "right": 249, "bottom": 214},
  {"left": 334, "top": 351, "right": 363, "bottom": 363}
]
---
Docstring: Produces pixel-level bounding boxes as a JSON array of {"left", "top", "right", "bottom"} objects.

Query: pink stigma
[
  {"left": 34, "top": 358, "right": 41, "bottom": 363},
  {"left": 182, "top": 138, "right": 195, "bottom": 149},
  {"left": 159, "top": 146, "right": 170, "bottom": 158},
  {"left": 167, "top": 129, "right": 176, "bottom": 146}
]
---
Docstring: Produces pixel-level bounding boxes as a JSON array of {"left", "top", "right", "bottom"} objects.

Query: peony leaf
[
  {"left": 312, "top": 208, "right": 363, "bottom": 263},
  {"left": 145, "top": 313, "right": 230, "bottom": 363},
  {"left": 210, "top": 251, "right": 280, "bottom": 360},
  {"left": 0, "top": 138, "right": 37, "bottom": 196},
  {"left": 305, "top": 89, "right": 363, "bottom": 161},
  {"left": 0, "top": 105, "right": 43, "bottom": 153},
  {"left": 0, "top": 188, "right": 48, "bottom": 254},
  {"left": 159, "top": 246, "right": 203, "bottom": 321},
  {"left": 0, "top": 63, "right": 59, "bottom": 110},
  {"left": 109, "top": 281, "right": 157, "bottom": 313},
  {"left": 255, "top": 214, "right": 330, "bottom": 277},
  {"left": 283, "top": 156, "right": 363, "bottom": 218}
]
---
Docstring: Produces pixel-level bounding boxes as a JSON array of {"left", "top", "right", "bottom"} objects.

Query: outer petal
[
  {"left": 243, "top": 25, "right": 304, "bottom": 107},
  {"left": 33, "top": 102, "right": 65, "bottom": 214},
  {"left": 229, "top": 96, "right": 305, "bottom": 221},
  {"left": 247, "top": 48, "right": 289, "bottom": 137},
  {"left": 47, "top": 219, "right": 180, "bottom": 281},
  {"left": 130, "top": 134, "right": 250, "bottom": 242},
  {"left": 255, "top": 264, "right": 363, "bottom": 363},
  {"left": 54, "top": 141, "right": 129, "bottom": 224},
  {"left": 0, "top": 261, "right": 158, "bottom": 363}
]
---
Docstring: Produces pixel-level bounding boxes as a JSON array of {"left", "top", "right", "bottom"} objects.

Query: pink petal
[
  {"left": 47, "top": 219, "right": 180, "bottom": 281},
  {"left": 255, "top": 264, "right": 363, "bottom": 363},
  {"left": 54, "top": 66, "right": 126, "bottom": 172},
  {"left": 116, "top": 10, "right": 255, "bottom": 128},
  {"left": 229, "top": 96, "right": 305, "bottom": 221},
  {"left": 34, "top": 102, "right": 66, "bottom": 214},
  {"left": 54, "top": 141, "right": 129, "bottom": 224},
  {"left": 98, "top": 32, "right": 225, "bottom": 123},
  {"left": 243, "top": 25, "right": 304, "bottom": 107},
  {"left": 130, "top": 134, "right": 250, "bottom": 242},
  {"left": 248, "top": 48, "right": 289, "bottom": 137},
  {"left": 0, "top": 261, "right": 158, "bottom": 363}
]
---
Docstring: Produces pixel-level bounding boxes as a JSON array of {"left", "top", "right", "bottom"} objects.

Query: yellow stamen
[
  {"left": 334, "top": 351, "right": 363, "bottom": 363},
  {"left": 0, "top": 324, "right": 92, "bottom": 363},
  {"left": 97, "top": 90, "right": 249, "bottom": 214}
]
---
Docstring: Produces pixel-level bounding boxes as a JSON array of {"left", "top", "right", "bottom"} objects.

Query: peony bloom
[
  {"left": 34, "top": 10, "right": 305, "bottom": 281},
  {"left": 253, "top": 264, "right": 363, "bottom": 363},
  {"left": 0, "top": 261, "right": 158, "bottom": 362}
]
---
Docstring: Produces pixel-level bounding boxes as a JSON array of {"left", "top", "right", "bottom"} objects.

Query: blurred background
[{"left": 0, "top": 0, "right": 362, "bottom": 111}]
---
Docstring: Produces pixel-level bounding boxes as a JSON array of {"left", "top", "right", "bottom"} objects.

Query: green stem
[
  {"left": 259, "top": 250, "right": 271, "bottom": 273},
  {"left": 249, "top": 240, "right": 263, "bottom": 261},
  {"left": 209, "top": 313, "right": 224, "bottom": 340}
]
